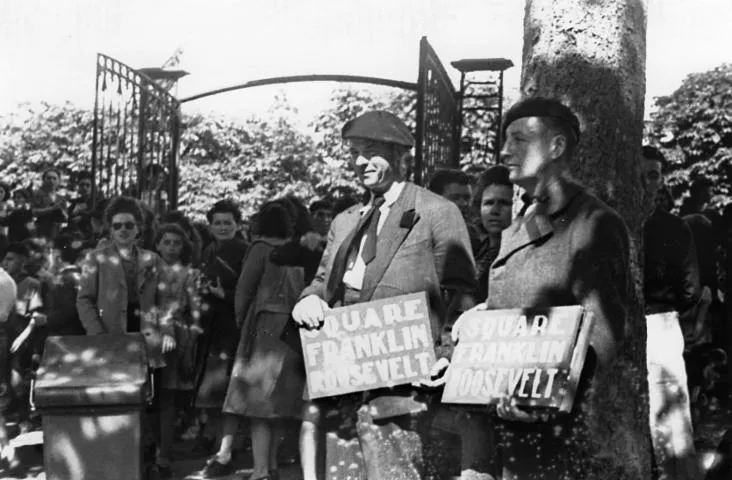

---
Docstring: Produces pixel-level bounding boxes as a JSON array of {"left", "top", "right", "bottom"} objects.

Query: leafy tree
[
  {"left": 645, "top": 63, "right": 732, "bottom": 213},
  {"left": 309, "top": 86, "right": 416, "bottom": 198},
  {"left": 0, "top": 102, "right": 94, "bottom": 192},
  {"left": 177, "top": 93, "right": 321, "bottom": 220}
]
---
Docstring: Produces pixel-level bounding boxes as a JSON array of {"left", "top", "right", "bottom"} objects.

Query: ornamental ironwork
[
  {"left": 91, "top": 54, "right": 181, "bottom": 215},
  {"left": 414, "top": 37, "right": 460, "bottom": 185}
]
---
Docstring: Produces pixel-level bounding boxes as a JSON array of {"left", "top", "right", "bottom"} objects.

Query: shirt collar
[
  {"left": 360, "top": 181, "right": 406, "bottom": 213},
  {"left": 532, "top": 177, "right": 584, "bottom": 217}
]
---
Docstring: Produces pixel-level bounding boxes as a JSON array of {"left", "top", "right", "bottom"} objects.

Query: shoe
[
  {"left": 269, "top": 468, "right": 280, "bottom": 480},
  {"left": 202, "top": 456, "right": 236, "bottom": 478},
  {"left": 151, "top": 463, "right": 174, "bottom": 479},
  {"left": 191, "top": 435, "right": 217, "bottom": 455}
]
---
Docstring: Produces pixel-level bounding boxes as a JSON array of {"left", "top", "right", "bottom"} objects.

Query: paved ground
[
  {"left": 0, "top": 425, "right": 303, "bottom": 480},
  {"left": 2, "top": 408, "right": 732, "bottom": 479}
]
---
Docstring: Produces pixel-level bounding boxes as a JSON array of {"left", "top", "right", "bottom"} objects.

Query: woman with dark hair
[
  {"left": 77, "top": 196, "right": 174, "bottom": 366},
  {"left": 207, "top": 201, "right": 305, "bottom": 480},
  {"left": 152, "top": 223, "right": 202, "bottom": 478},
  {"left": 269, "top": 195, "right": 321, "bottom": 284},
  {"left": 470, "top": 165, "right": 514, "bottom": 302},
  {"left": 76, "top": 196, "right": 175, "bottom": 469},
  {"left": 195, "top": 199, "right": 249, "bottom": 461},
  {"left": 162, "top": 210, "right": 204, "bottom": 267}
]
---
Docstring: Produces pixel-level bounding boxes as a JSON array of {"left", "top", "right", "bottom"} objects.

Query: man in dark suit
[{"left": 292, "top": 110, "right": 476, "bottom": 480}]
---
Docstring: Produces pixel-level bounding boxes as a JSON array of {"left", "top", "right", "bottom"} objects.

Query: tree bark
[{"left": 521, "top": 0, "right": 651, "bottom": 479}]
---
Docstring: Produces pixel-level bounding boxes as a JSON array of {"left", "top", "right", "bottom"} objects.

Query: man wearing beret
[
  {"left": 441, "top": 97, "right": 648, "bottom": 479},
  {"left": 292, "top": 110, "right": 476, "bottom": 479}
]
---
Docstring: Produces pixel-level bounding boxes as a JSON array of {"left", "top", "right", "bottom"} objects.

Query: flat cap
[
  {"left": 341, "top": 110, "right": 414, "bottom": 147},
  {"left": 502, "top": 97, "right": 581, "bottom": 140}
]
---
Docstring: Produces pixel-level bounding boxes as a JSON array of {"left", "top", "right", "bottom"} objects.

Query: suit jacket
[
  {"left": 487, "top": 178, "right": 645, "bottom": 479},
  {"left": 302, "top": 182, "right": 475, "bottom": 340},
  {"left": 77, "top": 244, "right": 173, "bottom": 368},
  {"left": 300, "top": 182, "right": 476, "bottom": 417},
  {"left": 0, "top": 268, "right": 16, "bottom": 414}
]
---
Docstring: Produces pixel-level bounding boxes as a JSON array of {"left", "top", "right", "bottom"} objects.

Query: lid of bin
[{"left": 33, "top": 333, "right": 149, "bottom": 409}]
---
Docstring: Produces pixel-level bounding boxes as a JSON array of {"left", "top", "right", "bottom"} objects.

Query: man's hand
[
  {"left": 292, "top": 294, "right": 330, "bottom": 329},
  {"left": 162, "top": 334, "right": 176, "bottom": 354},
  {"left": 413, "top": 357, "right": 451, "bottom": 389},
  {"left": 496, "top": 395, "right": 548, "bottom": 423},
  {"left": 451, "top": 302, "right": 488, "bottom": 343}
]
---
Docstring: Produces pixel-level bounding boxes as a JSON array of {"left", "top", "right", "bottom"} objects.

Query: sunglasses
[{"left": 112, "top": 221, "right": 137, "bottom": 231}]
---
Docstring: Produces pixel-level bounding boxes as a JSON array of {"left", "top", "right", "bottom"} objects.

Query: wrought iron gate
[
  {"left": 91, "top": 54, "right": 181, "bottom": 214},
  {"left": 414, "top": 37, "right": 460, "bottom": 185}
]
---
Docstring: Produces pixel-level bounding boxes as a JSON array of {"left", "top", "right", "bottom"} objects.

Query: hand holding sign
[
  {"left": 496, "top": 395, "right": 546, "bottom": 423},
  {"left": 441, "top": 306, "right": 592, "bottom": 413},
  {"left": 412, "top": 357, "right": 450, "bottom": 389},
  {"left": 451, "top": 302, "right": 489, "bottom": 344},
  {"left": 299, "top": 293, "right": 435, "bottom": 399},
  {"left": 293, "top": 294, "right": 331, "bottom": 329}
]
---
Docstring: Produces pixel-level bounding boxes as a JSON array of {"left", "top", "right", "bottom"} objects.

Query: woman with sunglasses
[{"left": 77, "top": 195, "right": 176, "bottom": 385}]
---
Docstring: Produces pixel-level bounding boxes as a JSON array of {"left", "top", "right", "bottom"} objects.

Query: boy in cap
[{"left": 292, "top": 110, "right": 476, "bottom": 479}]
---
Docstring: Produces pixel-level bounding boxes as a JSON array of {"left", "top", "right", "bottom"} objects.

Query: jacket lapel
[
  {"left": 136, "top": 249, "right": 155, "bottom": 293},
  {"left": 324, "top": 206, "right": 364, "bottom": 304},
  {"left": 493, "top": 179, "right": 585, "bottom": 268},
  {"left": 492, "top": 208, "right": 554, "bottom": 268},
  {"left": 104, "top": 245, "right": 127, "bottom": 289},
  {"left": 360, "top": 183, "right": 418, "bottom": 302}
]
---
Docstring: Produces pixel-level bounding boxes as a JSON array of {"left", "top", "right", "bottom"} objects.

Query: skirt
[
  {"left": 194, "top": 307, "right": 240, "bottom": 408},
  {"left": 222, "top": 311, "right": 305, "bottom": 419}
]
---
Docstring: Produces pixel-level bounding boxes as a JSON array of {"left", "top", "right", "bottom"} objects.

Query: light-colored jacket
[{"left": 77, "top": 244, "right": 173, "bottom": 368}]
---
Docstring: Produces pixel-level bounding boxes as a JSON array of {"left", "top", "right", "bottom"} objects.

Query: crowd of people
[{"left": 0, "top": 97, "right": 731, "bottom": 480}]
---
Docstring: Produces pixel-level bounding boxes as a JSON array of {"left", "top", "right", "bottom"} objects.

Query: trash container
[{"left": 32, "top": 333, "right": 150, "bottom": 480}]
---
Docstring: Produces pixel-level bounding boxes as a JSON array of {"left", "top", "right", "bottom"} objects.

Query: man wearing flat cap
[
  {"left": 292, "top": 110, "right": 476, "bottom": 479},
  {"left": 442, "top": 97, "right": 648, "bottom": 479}
]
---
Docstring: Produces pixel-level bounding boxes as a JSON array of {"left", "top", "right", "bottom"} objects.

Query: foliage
[
  {"left": 309, "top": 87, "right": 416, "bottom": 196},
  {"left": 0, "top": 102, "right": 94, "bottom": 193},
  {"left": 645, "top": 63, "right": 732, "bottom": 213},
  {"left": 0, "top": 82, "right": 501, "bottom": 222},
  {"left": 177, "top": 93, "right": 321, "bottom": 220}
]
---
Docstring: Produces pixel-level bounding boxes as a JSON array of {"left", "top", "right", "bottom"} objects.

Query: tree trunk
[{"left": 521, "top": 0, "right": 651, "bottom": 478}]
